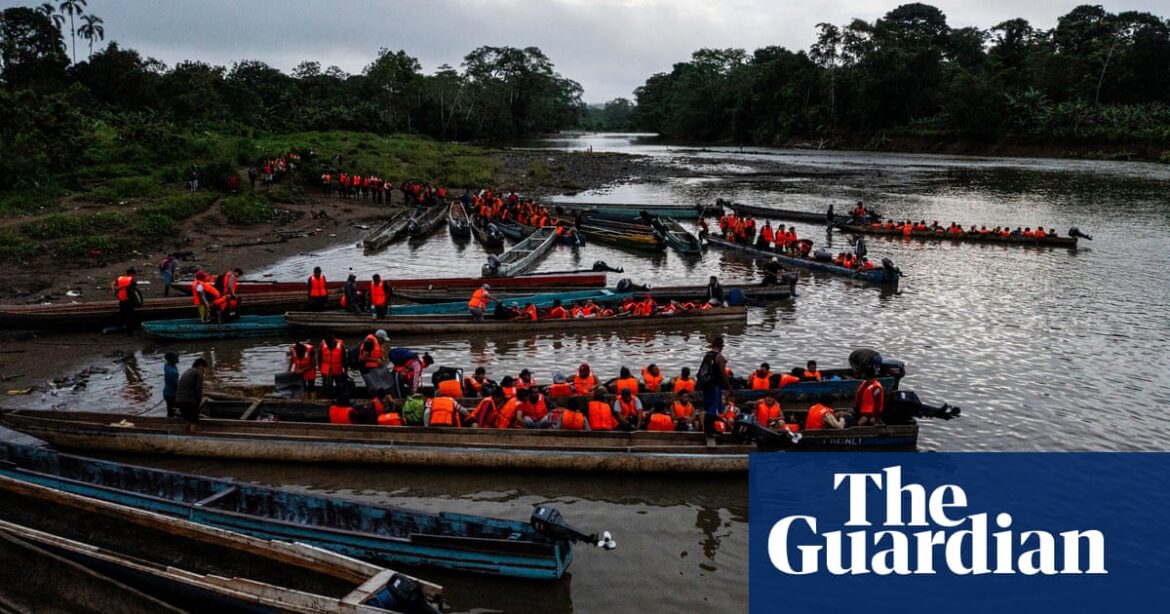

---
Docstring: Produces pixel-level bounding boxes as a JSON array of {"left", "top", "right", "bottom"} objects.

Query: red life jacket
[
  {"left": 429, "top": 397, "right": 460, "bottom": 427},
  {"left": 560, "top": 410, "right": 586, "bottom": 430},
  {"left": 805, "top": 404, "right": 834, "bottom": 430},
  {"left": 588, "top": 400, "right": 616, "bottom": 431},
  {"left": 309, "top": 274, "right": 328, "bottom": 298},
  {"left": 370, "top": 281, "right": 387, "bottom": 307},
  {"left": 319, "top": 341, "right": 344, "bottom": 376},
  {"left": 114, "top": 276, "right": 134, "bottom": 302},
  {"left": 647, "top": 413, "right": 674, "bottom": 431},
  {"left": 329, "top": 405, "right": 352, "bottom": 424}
]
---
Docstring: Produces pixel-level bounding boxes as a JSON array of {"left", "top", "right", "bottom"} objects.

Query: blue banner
[{"left": 749, "top": 453, "right": 1170, "bottom": 613}]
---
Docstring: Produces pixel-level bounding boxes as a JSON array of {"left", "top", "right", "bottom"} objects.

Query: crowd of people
[
  {"left": 262, "top": 330, "right": 888, "bottom": 445},
  {"left": 870, "top": 220, "right": 1062, "bottom": 238}
]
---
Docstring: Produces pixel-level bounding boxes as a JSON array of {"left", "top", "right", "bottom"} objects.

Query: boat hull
[
  {"left": 837, "top": 224, "right": 1079, "bottom": 248},
  {"left": 172, "top": 271, "right": 607, "bottom": 295},
  {"left": 706, "top": 236, "right": 900, "bottom": 285}
]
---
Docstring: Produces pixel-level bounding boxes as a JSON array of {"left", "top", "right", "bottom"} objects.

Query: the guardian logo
[{"left": 768, "top": 466, "right": 1107, "bottom": 576}]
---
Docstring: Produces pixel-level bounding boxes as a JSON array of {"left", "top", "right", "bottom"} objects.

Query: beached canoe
[
  {"left": 395, "top": 282, "right": 793, "bottom": 304},
  {"left": 172, "top": 271, "right": 608, "bottom": 295},
  {"left": 483, "top": 226, "right": 559, "bottom": 277},
  {"left": 470, "top": 213, "right": 505, "bottom": 248},
  {"left": 285, "top": 306, "right": 748, "bottom": 336},
  {"left": 362, "top": 208, "right": 413, "bottom": 251},
  {"left": 705, "top": 236, "right": 901, "bottom": 285},
  {"left": 448, "top": 200, "right": 472, "bottom": 239},
  {"left": 0, "top": 463, "right": 443, "bottom": 613},
  {"left": 576, "top": 223, "right": 665, "bottom": 252},
  {"left": 0, "top": 411, "right": 920, "bottom": 474},
  {"left": 654, "top": 217, "right": 703, "bottom": 255},
  {"left": 0, "top": 442, "right": 596, "bottom": 581},
  {"left": 549, "top": 202, "right": 714, "bottom": 221},
  {"left": 837, "top": 224, "right": 1081, "bottom": 248},
  {"left": 405, "top": 202, "right": 448, "bottom": 240}
]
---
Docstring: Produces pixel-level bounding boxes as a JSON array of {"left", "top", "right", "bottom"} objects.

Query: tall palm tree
[
  {"left": 57, "top": 0, "right": 88, "bottom": 65},
  {"left": 77, "top": 14, "right": 104, "bottom": 60},
  {"left": 35, "top": 2, "right": 65, "bottom": 30}
]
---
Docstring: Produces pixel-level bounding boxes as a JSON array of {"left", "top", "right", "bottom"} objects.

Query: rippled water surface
[{"left": 8, "top": 134, "right": 1170, "bottom": 612}]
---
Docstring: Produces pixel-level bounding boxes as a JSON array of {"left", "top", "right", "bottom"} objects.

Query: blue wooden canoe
[
  {"left": 705, "top": 235, "right": 901, "bottom": 286},
  {"left": 0, "top": 443, "right": 576, "bottom": 580},
  {"left": 550, "top": 202, "right": 710, "bottom": 221},
  {"left": 140, "top": 315, "right": 288, "bottom": 340}
]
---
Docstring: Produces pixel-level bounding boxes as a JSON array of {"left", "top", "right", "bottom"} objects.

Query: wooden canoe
[
  {"left": 837, "top": 224, "right": 1080, "bottom": 248},
  {"left": 0, "top": 291, "right": 323, "bottom": 332},
  {"left": 728, "top": 201, "right": 862, "bottom": 225},
  {"left": 172, "top": 271, "right": 608, "bottom": 295},
  {"left": 447, "top": 200, "right": 472, "bottom": 239},
  {"left": 549, "top": 201, "right": 711, "bottom": 221},
  {"left": 141, "top": 314, "right": 289, "bottom": 340},
  {"left": 654, "top": 216, "right": 702, "bottom": 255},
  {"left": 576, "top": 223, "right": 665, "bottom": 252},
  {"left": 469, "top": 213, "right": 505, "bottom": 248},
  {"left": 0, "top": 442, "right": 582, "bottom": 581},
  {"left": 285, "top": 305, "right": 748, "bottom": 336},
  {"left": 405, "top": 202, "right": 448, "bottom": 240},
  {"left": 395, "top": 282, "right": 793, "bottom": 304},
  {"left": 0, "top": 411, "right": 919, "bottom": 474},
  {"left": 362, "top": 208, "right": 413, "bottom": 251},
  {"left": 705, "top": 236, "right": 901, "bottom": 285},
  {"left": 0, "top": 466, "right": 443, "bottom": 612},
  {"left": 483, "top": 226, "right": 559, "bottom": 277}
]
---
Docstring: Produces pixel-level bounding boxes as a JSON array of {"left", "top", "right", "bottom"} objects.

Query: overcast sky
[{"left": 11, "top": 0, "right": 1169, "bottom": 102}]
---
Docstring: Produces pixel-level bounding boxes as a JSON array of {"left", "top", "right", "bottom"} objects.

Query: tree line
[
  {"left": 0, "top": 3, "right": 585, "bottom": 187},
  {"left": 615, "top": 3, "right": 1170, "bottom": 149}
]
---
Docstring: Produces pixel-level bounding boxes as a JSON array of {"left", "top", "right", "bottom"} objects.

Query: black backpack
[{"left": 697, "top": 350, "right": 718, "bottom": 389}]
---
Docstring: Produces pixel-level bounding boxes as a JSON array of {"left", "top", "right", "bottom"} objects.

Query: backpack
[
  {"left": 697, "top": 350, "right": 718, "bottom": 389},
  {"left": 402, "top": 394, "right": 426, "bottom": 426},
  {"left": 387, "top": 347, "right": 417, "bottom": 367}
]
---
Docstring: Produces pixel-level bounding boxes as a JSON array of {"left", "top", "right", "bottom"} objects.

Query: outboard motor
[
  {"left": 731, "top": 417, "right": 802, "bottom": 447},
  {"left": 853, "top": 237, "right": 867, "bottom": 260},
  {"left": 591, "top": 260, "right": 624, "bottom": 273},
  {"left": 881, "top": 257, "right": 902, "bottom": 276},
  {"left": 884, "top": 389, "right": 961, "bottom": 423},
  {"left": 371, "top": 573, "right": 442, "bottom": 614},
  {"left": 780, "top": 271, "right": 798, "bottom": 285},
  {"left": 879, "top": 358, "right": 906, "bottom": 386},
  {"left": 406, "top": 220, "right": 420, "bottom": 235},
  {"left": 531, "top": 505, "right": 617, "bottom": 550},
  {"left": 1069, "top": 227, "right": 1093, "bottom": 241},
  {"left": 482, "top": 254, "right": 501, "bottom": 276}
]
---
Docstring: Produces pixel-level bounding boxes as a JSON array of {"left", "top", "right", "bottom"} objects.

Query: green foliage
[
  {"left": 267, "top": 182, "right": 304, "bottom": 204},
  {"left": 85, "top": 175, "right": 165, "bottom": 203},
  {"left": 0, "top": 184, "right": 65, "bottom": 215},
  {"left": 149, "top": 193, "right": 216, "bottom": 220},
  {"left": 24, "top": 211, "right": 129, "bottom": 239},
  {"left": 1160, "top": 151, "right": 1170, "bottom": 164},
  {"left": 0, "top": 230, "right": 37, "bottom": 260},
  {"left": 56, "top": 234, "right": 133, "bottom": 258},
  {"left": 221, "top": 192, "right": 272, "bottom": 225},
  {"left": 526, "top": 160, "right": 552, "bottom": 183},
  {"left": 136, "top": 211, "right": 180, "bottom": 236},
  {"left": 0, "top": 89, "right": 95, "bottom": 188}
]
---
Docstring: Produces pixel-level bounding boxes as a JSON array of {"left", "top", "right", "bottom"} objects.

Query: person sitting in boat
[
  {"left": 613, "top": 367, "right": 640, "bottom": 396},
  {"left": 424, "top": 388, "right": 467, "bottom": 427},
  {"left": 641, "top": 364, "right": 664, "bottom": 392},
  {"left": 853, "top": 366, "right": 885, "bottom": 427},
  {"left": 618, "top": 297, "right": 638, "bottom": 316},
  {"left": 645, "top": 404, "right": 676, "bottom": 432},
  {"left": 671, "top": 367, "right": 696, "bottom": 394},
  {"left": 1034, "top": 227, "right": 1048, "bottom": 238},
  {"left": 518, "top": 389, "right": 553, "bottom": 428},
  {"left": 613, "top": 388, "right": 642, "bottom": 431},
  {"left": 713, "top": 391, "right": 740, "bottom": 433},
  {"left": 516, "top": 368, "right": 537, "bottom": 391},
  {"left": 947, "top": 223, "right": 963, "bottom": 234},
  {"left": 698, "top": 219, "right": 710, "bottom": 241},
  {"left": 778, "top": 368, "right": 803, "bottom": 388},
  {"left": 462, "top": 367, "right": 493, "bottom": 397},
  {"left": 546, "top": 299, "right": 568, "bottom": 320},
  {"left": 1022, "top": 227, "right": 1035, "bottom": 238},
  {"left": 635, "top": 294, "right": 658, "bottom": 316},
  {"left": 748, "top": 364, "right": 772, "bottom": 390},
  {"left": 547, "top": 372, "right": 573, "bottom": 396},
  {"left": 672, "top": 391, "right": 697, "bottom": 431},
  {"left": 803, "top": 361, "right": 822, "bottom": 382},
  {"left": 371, "top": 390, "right": 403, "bottom": 426},
  {"left": 329, "top": 395, "right": 356, "bottom": 424},
  {"left": 521, "top": 303, "right": 539, "bottom": 321},
  {"left": 586, "top": 388, "right": 619, "bottom": 431},
  {"left": 805, "top": 402, "right": 846, "bottom": 430},
  {"left": 289, "top": 342, "right": 318, "bottom": 400},
  {"left": 467, "top": 386, "right": 506, "bottom": 428},
  {"left": 755, "top": 393, "right": 783, "bottom": 429},
  {"left": 572, "top": 298, "right": 601, "bottom": 318},
  {"left": 762, "top": 259, "right": 782, "bottom": 285},
  {"left": 860, "top": 257, "right": 876, "bottom": 270},
  {"left": 342, "top": 273, "right": 363, "bottom": 315},
  {"left": 499, "top": 375, "right": 518, "bottom": 399},
  {"left": 572, "top": 363, "right": 597, "bottom": 395},
  {"left": 553, "top": 398, "right": 590, "bottom": 431}
]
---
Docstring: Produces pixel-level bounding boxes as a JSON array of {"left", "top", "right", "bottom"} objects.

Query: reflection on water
[{"left": 10, "top": 134, "right": 1170, "bottom": 613}]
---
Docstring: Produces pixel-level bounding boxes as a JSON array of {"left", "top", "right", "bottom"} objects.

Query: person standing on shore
[
  {"left": 699, "top": 336, "right": 732, "bottom": 447},
  {"left": 163, "top": 352, "right": 179, "bottom": 418},
  {"left": 176, "top": 358, "right": 208, "bottom": 433}
]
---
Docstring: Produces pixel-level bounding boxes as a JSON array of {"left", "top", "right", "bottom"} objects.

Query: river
[{"left": 6, "top": 134, "right": 1170, "bottom": 612}]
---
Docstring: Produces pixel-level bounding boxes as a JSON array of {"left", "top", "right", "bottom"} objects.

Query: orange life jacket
[
  {"left": 291, "top": 345, "right": 316, "bottom": 381},
  {"left": 547, "top": 383, "right": 573, "bottom": 396},
  {"left": 370, "top": 281, "right": 387, "bottom": 307},
  {"left": 748, "top": 371, "right": 771, "bottom": 390},
  {"left": 856, "top": 379, "right": 884, "bottom": 416},
  {"left": 616, "top": 398, "right": 639, "bottom": 420},
  {"left": 328, "top": 405, "right": 352, "bottom": 424},
  {"left": 641, "top": 368, "right": 663, "bottom": 392},
  {"left": 588, "top": 400, "right": 617, "bottom": 431},
  {"left": 672, "top": 377, "right": 695, "bottom": 394},
  {"left": 615, "top": 377, "right": 639, "bottom": 396},
  {"left": 309, "top": 274, "right": 328, "bottom": 298},
  {"left": 429, "top": 397, "right": 460, "bottom": 427},
  {"left": 803, "top": 370, "right": 822, "bottom": 382},
  {"left": 547, "top": 306, "right": 568, "bottom": 319},
  {"left": 524, "top": 304, "right": 539, "bottom": 321},
  {"left": 778, "top": 374, "right": 801, "bottom": 388},
  {"left": 463, "top": 377, "right": 485, "bottom": 396},
  {"left": 647, "top": 413, "right": 674, "bottom": 431},
  {"left": 319, "top": 341, "right": 344, "bottom": 376},
  {"left": 436, "top": 378, "right": 463, "bottom": 398},
  {"left": 573, "top": 374, "right": 597, "bottom": 395},
  {"left": 115, "top": 276, "right": 133, "bottom": 302},
  {"left": 524, "top": 394, "right": 550, "bottom": 422},
  {"left": 561, "top": 409, "right": 586, "bottom": 430},
  {"left": 805, "top": 403, "right": 834, "bottom": 430},
  {"left": 495, "top": 398, "right": 520, "bottom": 429},
  {"left": 377, "top": 412, "right": 403, "bottom": 426},
  {"left": 672, "top": 401, "right": 694, "bottom": 420},
  {"left": 468, "top": 288, "right": 489, "bottom": 310},
  {"left": 756, "top": 400, "right": 782, "bottom": 426},
  {"left": 361, "top": 334, "right": 382, "bottom": 368}
]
